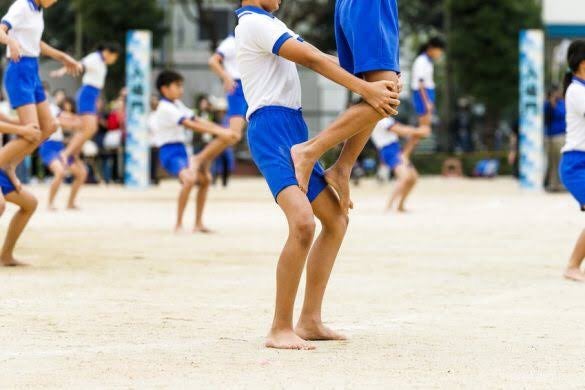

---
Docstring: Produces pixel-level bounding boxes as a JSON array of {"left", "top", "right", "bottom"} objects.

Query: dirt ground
[{"left": 1, "top": 177, "right": 584, "bottom": 388}]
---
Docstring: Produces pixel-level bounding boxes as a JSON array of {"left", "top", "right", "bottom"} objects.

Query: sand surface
[{"left": 1, "top": 177, "right": 584, "bottom": 388}]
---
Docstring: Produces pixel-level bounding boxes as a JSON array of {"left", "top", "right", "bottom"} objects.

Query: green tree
[{"left": 449, "top": 0, "right": 541, "bottom": 140}]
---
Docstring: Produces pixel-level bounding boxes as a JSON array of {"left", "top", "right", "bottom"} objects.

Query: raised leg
[{"left": 63, "top": 115, "right": 98, "bottom": 159}]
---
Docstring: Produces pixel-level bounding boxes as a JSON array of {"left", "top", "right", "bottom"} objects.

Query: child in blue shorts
[
  {"left": 153, "top": 70, "right": 236, "bottom": 233},
  {"left": 51, "top": 42, "right": 120, "bottom": 163},
  {"left": 0, "top": 115, "right": 42, "bottom": 266},
  {"left": 402, "top": 37, "right": 445, "bottom": 160},
  {"left": 289, "top": 0, "right": 402, "bottom": 214},
  {"left": 236, "top": 0, "right": 399, "bottom": 350},
  {"left": 0, "top": 0, "right": 82, "bottom": 190},
  {"left": 371, "top": 117, "right": 430, "bottom": 212},
  {"left": 559, "top": 40, "right": 585, "bottom": 282}
]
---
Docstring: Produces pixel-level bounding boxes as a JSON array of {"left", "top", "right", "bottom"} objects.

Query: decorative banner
[
  {"left": 519, "top": 30, "right": 545, "bottom": 190},
  {"left": 125, "top": 30, "right": 152, "bottom": 189}
]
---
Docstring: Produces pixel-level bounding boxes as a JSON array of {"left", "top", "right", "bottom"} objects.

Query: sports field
[{"left": 1, "top": 177, "right": 583, "bottom": 388}]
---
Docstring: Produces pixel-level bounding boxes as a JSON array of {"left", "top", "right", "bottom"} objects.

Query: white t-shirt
[
  {"left": 371, "top": 117, "right": 398, "bottom": 149},
  {"left": 411, "top": 53, "right": 435, "bottom": 90},
  {"left": 235, "top": 6, "right": 303, "bottom": 119},
  {"left": 1, "top": 0, "right": 44, "bottom": 58},
  {"left": 81, "top": 51, "right": 107, "bottom": 89},
  {"left": 216, "top": 35, "right": 241, "bottom": 80},
  {"left": 562, "top": 79, "right": 585, "bottom": 153},
  {"left": 48, "top": 103, "right": 64, "bottom": 142},
  {"left": 152, "top": 98, "right": 194, "bottom": 147}
]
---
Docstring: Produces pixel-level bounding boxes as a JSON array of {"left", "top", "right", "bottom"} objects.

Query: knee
[
  {"left": 291, "top": 216, "right": 316, "bottom": 246},
  {"left": 322, "top": 212, "right": 349, "bottom": 237},
  {"left": 25, "top": 196, "right": 38, "bottom": 213},
  {"left": 182, "top": 174, "right": 196, "bottom": 188},
  {"left": 45, "top": 120, "right": 58, "bottom": 137}
]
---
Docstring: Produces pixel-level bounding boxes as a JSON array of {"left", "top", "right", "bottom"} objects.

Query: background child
[
  {"left": 559, "top": 40, "right": 585, "bottom": 282},
  {"left": 371, "top": 117, "right": 430, "bottom": 212},
  {"left": 153, "top": 70, "right": 233, "bottom": 233}
]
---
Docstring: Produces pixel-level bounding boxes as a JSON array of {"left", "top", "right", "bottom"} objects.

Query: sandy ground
[{"left": 1, "top": 177, "right": 584, "bottom": 388}]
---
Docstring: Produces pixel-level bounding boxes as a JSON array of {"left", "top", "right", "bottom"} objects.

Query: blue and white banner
[
  {"left": 519, "top": 30, "right": 545, "bottom": 190},
  {"left": 125, "top": 30, "right": 152, "bottom": 189}
]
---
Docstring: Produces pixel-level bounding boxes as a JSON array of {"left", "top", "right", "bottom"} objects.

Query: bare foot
[
  {"left": 397, "top": 205, "right": 408, "bottom": 213},
  {"left": 174, "top": 225, "right": 187, "bottom": 235},
  {"left": 265, "top": 328, "right": 316, "bottom": 350},
  {"left": 47, "top": 205, "right": 58, "bottom": 212},
  {"left": 324, "top": 168, "right": 354, "bottom": 213},
  {"left": 1, "top": 257, "right": 29, "bottom": 267},
  {"left": 4, "top": 166, "right": 22, "bottom": 193},
  {"left": 564, "top": 267, "right": 585, "bottom": 282},
  {"left": 193, "top": 225, "right": 214, "bottom": 234},
  {"left": 290, "top": 144, "right": 316, "bottom": 194},
  {"left": 295, "top": 321, "right": 347, "bottom": 341},
  {"left": 66, "top": 205, "right": 80, "bottom": 211}
]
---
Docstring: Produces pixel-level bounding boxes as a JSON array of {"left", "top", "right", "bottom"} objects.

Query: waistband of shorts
[
  {"left": 80, "top": 84, "right": 102, "bottom": 92},
  {"left": 249, "top": 105, "right": 303, "bottom": 121},
  {"left": 8, "top": 56, "right": 39, "bottom": 64},
  {"left": 563, "top": 150, "right": 585, "bottom": 157}
]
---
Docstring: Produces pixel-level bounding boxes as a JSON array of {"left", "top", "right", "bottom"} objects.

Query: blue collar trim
[
  {"left": 573, "top": 76, "right": 585, "bottom": 87},
  {"left": 235, "top": 6, "right": 274, "bottom": 19},
  {"left": 160, "top": 97, "right": 174, "bottom": 104},
  {"left": 27, "top": 0, "right": 41, "bottom": 12}
]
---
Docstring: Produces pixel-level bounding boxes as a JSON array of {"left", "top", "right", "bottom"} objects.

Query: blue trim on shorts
[
  {"left": 560, "top": 151, "right": 585, "bottom": 210},
  {"left": 159, "top": 143, "right": 189, "bottom": 177},
  {"left": 4, "top": 57, "right": 47, "bottom": 109},
  {"left": 76, "top": 85, "right": 101, "bottom": 115},
  {"left": 247, "top": 105, "right": 327, "bottom": 203}
]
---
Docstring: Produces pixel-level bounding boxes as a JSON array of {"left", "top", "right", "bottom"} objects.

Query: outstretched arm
[
  {"left": 278, "top": 39, "right": 398, "bottom": 116},
  {"left": 182, "top": 118, "right": 236, "bottom": 142},
  {"left": 40, "top": 41, "right": 82, "bottom": 76}
]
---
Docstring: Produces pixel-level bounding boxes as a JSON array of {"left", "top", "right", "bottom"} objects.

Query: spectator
[{"left": 544, "top": 85, "right": 567, "bottom": 192}]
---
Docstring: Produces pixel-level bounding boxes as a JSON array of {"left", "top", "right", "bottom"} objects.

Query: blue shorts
[
  {"left": 39, "top": 140, "right": 67, "bottom": 167},
  {"left": 4, "top": 57, "right": 47, "bottom": 109},
  {"left": 412, "top": 88, "right": 436, "bottom": 116},
  {"left": 227, "top": 80, "right": 248, "bottom": 118},
  {"left": 560, "top": 151, "right": 585, "bottom": 210},
  {"left": 379, "top": 142, "right": 402, "bottom": 170},
  {"left": 247, "top": 106, "right": 327, "bottom": 202},
  {"left": 76, "top": 85, "right": 101, "bottom": 115},
  {"left": 0, "top": 169, "right": 16, "bottom": 196},
  {"left": 334, "top": 0, "right": 400, "bottom": 75},
  {"left": 159, "top": 143, "right": 189, "bottom": 177}
]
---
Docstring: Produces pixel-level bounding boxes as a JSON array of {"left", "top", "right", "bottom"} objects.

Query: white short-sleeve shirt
[
  {"left": 48, "top": 103, "right": 64, "bottom": 142},
  {"left": 562, "top": 78, "right": 585, "bottom": 153},
  {"left": 411, "top": 53, "right": 435, "bottom": 90},
  {"left": 216, "top": 35, "right": 241, "bottom": 80},
  {"left": 235, "top": 6, "right": 303, "bottom": 119},
  {"left": 1, "top": 0, "right": 44, "bottom": 58},
  {"left": 152, "top": 98, "right": 195, "bottom": 147},
  {"left": 371, "top": 117, "right": 398, "bottom": 149},
  {"left": 81, "top": 51, "right": 107, "bottom": 89}
]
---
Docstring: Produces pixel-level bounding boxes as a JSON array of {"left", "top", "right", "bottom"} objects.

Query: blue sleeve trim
[
  {"left": 1, "top": 20, "right": 13, "bottom": 31},
  {"left": 297, "top": 37, "right": 304, "bottom": 43},
  {"left": 178, "top": 116, "right": 187, "bottom": 125},
  {"left": 216, "top": 51, "right": 225, "bottom": 59},
  {"left": 272, "top": 32, "right": 293, "bottom": 55}
]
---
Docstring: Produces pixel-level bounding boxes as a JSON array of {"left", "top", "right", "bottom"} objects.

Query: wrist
[{"left": 355, "top": 80, "right": 368, "bottom": 97}]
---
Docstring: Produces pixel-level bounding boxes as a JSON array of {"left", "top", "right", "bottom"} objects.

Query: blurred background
[{"left": 0, "top": 0, "right": 581, "bottom": 185}]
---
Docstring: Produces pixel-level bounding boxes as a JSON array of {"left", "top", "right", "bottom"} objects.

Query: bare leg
[
  {"left": 296, "top": 187, "right": 349, "bottom": 341},
  {"left": 0, "top": 193, "right": 6, "bottom": 217},
  {"left": 193, "top": 168, "right": 212, "bottom": 233},
  {"left": 266, "top": 186, "right": 317, "bottom": 350},
  {"left": 386, "top": 163, "right": 410, "bottom": 211},
  {"left": 292, "top": 71, "right": 399, "bottom": 211},
  {"left": 564, "top": 229, "right": 585, "bottom": 282},
  {"left": 63, "top": 115, "right": 98, "bottom": 159},
  {"left": 191, "top": 117, "right": 244, "bottom": 169},
  {"left": 175, "top": 169, "right": 196, "bottom": 232},
  {"left": 67, "top": 159, "right": 88, "bottom": 210},
  {"left": 402, "top": 113, "right": 431, "bottom": 160},
  {"left": 47, "top": 160, "right": 66, "bottom": 210},
  {"left": 1, "top": 189, "right": 38, "bottom": 267},
  {"left": 397, "top": 167, "right": 419, "bottom": 212}
]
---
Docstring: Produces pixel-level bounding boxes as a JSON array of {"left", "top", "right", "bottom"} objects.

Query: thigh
[
  {"left": 36, "top": 101, "right": 57, "bottom": 139},
  {"left": 16, "top": 104, "right": 40, "bottom": 126},
  {"left": 81, "top": 114, "right": 98, "bottom": 133},
  {"left": 5, "top": 188, "right": 36, "bottom": 209},
  {"left": 277, "top": 185, "right": 314, "bottom": 224},
  {"left": 311, "top": 186, "right": 345, "bottom": 224}
]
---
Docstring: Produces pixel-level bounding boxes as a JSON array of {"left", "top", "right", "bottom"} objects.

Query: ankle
[{"left": 298, "top": 312, "right": 322, "bottom": 325}]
